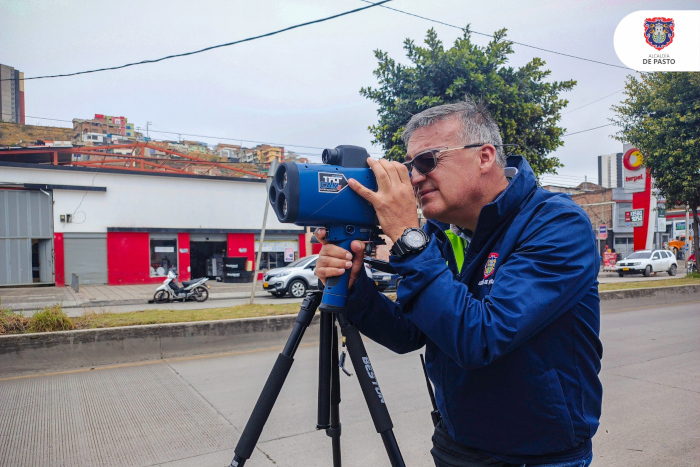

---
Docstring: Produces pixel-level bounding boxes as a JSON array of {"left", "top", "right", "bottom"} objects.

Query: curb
[
  {"left": 599, "top": 284, "right": 700, "bottom": 311},
  {"left": 1, "top": 313, "right": 320, "bottom": 379},
  {"left": 1, "top": 285, "right": 698, "bottom": 378}
]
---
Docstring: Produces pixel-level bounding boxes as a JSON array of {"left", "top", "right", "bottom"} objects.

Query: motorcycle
[{"left": 153, "top": 268, "right": 210, "bottom": 303}]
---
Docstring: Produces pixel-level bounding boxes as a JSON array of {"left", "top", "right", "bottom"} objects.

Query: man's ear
[{"left": 479, "top": 144, "right": 498, "bottom": 174}]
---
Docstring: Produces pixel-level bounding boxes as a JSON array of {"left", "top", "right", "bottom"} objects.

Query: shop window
[
  {"left": 259, "top": 252, "right": 286, "bottom": 271},
  {"left": 255, "top": 239, "right": 299, "bottom": 272},
  {"left": 150, "top": 236, "right": 177, "bottom": 277}
]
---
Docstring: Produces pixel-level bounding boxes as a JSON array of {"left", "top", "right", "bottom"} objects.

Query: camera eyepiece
[
  {"left": 322, "top": 146, "right": 371, "bottom": 168},
  {"left": 322, "top": 148, "right": 340, "bottom": 165}
]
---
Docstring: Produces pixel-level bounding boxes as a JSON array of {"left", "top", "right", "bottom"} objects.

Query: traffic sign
[{"left": 599, "top": 224, "right": 608, "bottom": 239}]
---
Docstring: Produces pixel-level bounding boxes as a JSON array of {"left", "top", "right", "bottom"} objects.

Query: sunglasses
[{"left": 402, "top": 143, "right": 515, "bottom": 176}]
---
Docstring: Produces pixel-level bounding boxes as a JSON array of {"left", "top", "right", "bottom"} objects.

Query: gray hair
[{"left": 401, "top": 98, "right": 506, "bottom": 167}]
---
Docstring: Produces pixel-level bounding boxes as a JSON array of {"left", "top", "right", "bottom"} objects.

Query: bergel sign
[{"left": 622, "top": 146, "right": 647, "bottom": 193}]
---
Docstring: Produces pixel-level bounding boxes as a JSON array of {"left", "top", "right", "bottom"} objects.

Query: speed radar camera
[{"left": 268, "top": 145, "right": 380, "bottom": 311}]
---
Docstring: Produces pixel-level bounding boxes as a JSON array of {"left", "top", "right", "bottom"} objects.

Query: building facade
[
  {"left": 598, "top": 153, "right": 623, "bottom": 188},
  {"left": 0, "top": 162, "right": 307, "bottom": 287},
  {"left": 73, "top": 114, "right": 134, "bottom": 145},
  {"left": 0, "top": 64, "right": 25, "bottom": 125}
]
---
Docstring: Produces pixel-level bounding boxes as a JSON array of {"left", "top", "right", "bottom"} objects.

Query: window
[
  {"left": 627, "top": 251, "right": 652, "bottom": 259},
  {"left": 652, "top": 252, "right": 660, "bottom": 260},
  {"left": 259, "top": 252, "right": 285, "bottom": 271},
  {"left": 150, "top": 236, "right": 177, "bottom": 276}
]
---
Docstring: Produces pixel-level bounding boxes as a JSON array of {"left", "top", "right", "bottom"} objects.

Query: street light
[{"left": 250, "top": 158, "right": 279, "bottom": 304}]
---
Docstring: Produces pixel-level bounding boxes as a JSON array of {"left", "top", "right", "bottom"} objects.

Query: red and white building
[{"left": 0, "top": 161, "right": 313, "bottom": 287}]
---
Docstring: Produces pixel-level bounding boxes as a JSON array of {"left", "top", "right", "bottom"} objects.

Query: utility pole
[
  {"left": 146, "top": 121, "right": 152, "bottom": 140},
  {"left": 250, "top": 159, "right": 279, "bottom": 304}
]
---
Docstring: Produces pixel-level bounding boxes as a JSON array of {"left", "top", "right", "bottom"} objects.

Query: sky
[{"left": 1, "top": 0, "right": 698, "bottom": 187}]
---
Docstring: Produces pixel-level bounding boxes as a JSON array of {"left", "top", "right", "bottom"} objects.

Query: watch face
[{"left": 405, "top": 230, "right": 426, "bottom": 248}]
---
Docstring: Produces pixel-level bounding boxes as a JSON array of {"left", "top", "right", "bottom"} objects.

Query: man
[{"left": 315, "top": 100, "right": 602, "bottom": 466}]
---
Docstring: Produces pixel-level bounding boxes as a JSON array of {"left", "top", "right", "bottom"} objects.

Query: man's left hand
[{"left": 348, "top": 157, "right": 419, "bottom": 242}]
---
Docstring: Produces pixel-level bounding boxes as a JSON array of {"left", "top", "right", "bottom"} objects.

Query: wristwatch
[{"left": 391, "top": 228, "right": 430, "bottom": 257}]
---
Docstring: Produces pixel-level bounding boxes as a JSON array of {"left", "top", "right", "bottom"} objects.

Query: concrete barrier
[
  {"left": 1, "top": 314, "right": 320, "bottom": 378},
  {"left": 1, "top": 285, "right": 698, "bottom": 378},
  {"left": 600, "top": 284, "right": 700, "bottom": 312}
]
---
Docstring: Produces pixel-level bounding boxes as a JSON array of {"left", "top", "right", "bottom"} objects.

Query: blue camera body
[
  {"left": 269, "top": 163, "right": 377, "bottom": 227},
  {"left": 268, "top": 146, "right": 378, "bottom": 311}
]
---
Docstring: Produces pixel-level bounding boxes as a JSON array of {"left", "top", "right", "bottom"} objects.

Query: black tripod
[{"left": 230, "top": 291, "right": 405, "bottom": 466}]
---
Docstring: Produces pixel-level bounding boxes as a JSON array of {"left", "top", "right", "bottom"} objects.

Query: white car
[
  {"left": 263, "top": 254, "right": 373, "bottom": 298},
  {"left": 616, "top": 249, "right": 678, "bottom": 277},
  {"left": 263, "top": 255, "right": 320, "bottom": 298}
]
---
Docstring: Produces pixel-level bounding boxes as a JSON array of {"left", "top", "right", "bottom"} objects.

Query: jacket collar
[{"left": 426, "top": 156, "right": 537, "bottom": 237}]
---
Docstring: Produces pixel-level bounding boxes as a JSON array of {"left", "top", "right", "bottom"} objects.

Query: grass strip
[
  {"left": 599, "top": 275, "right": 700, "bottom": 291},
  {"left": 73, "top": 303, "right": 305, "bottom": 330},
  {"left": 2, "top": 275, "right": 698, "bottom": 335}
]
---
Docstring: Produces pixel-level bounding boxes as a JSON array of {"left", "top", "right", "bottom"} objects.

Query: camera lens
[
  {"left": 276, "top": 165, "right": 287, "bottom": 190},
  {"left": 269, "top": 185, "right": 277, "bottom": 205},
  {"left": 276, "top": 193, "right": 287, "bottom": 219}
]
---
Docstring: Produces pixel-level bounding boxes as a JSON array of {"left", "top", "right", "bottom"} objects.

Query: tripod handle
[{"left": 319, "top": 238, "right": 354, "bottom": 312}]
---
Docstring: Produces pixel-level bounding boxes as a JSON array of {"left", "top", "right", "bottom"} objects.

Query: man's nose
[{"left": 410, "top": 169, "right": 426, "bottom": 186}]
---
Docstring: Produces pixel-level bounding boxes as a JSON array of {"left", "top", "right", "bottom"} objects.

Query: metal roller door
[
  {"left": 0, "top": 189, "right": 53, "bottom": 286},
  {"left": 63, "top": 233, "right": 108, "bottom": 285}
]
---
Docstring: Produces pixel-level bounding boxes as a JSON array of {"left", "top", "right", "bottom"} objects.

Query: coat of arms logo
[
  {"left": 644, "top": 17, "right": 674, "bottom": 51},
  {"left": 484, "top": 252, "right": 498, "bottom": 278}
]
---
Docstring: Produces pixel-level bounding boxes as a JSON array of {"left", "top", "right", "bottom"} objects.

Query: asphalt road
[{"left": 1, "top": 301, "right": 697, "bottom": 467}]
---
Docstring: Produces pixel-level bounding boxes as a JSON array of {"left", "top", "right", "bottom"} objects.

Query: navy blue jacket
[{"left": 345, "top": 156, "right": 603, "bottom": 464}]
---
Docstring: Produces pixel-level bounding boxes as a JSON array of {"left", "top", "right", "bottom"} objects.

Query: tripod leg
[
  {"left": 336, "top": 313, "right": 406, "bottom": 467},
  {"left": 317, "top": 310, "right": 333, "bottom": 429},
  {"left": 230, "top": 292, "right": 321, "bottom": 467},
  {"left": 328, "top": 321, "right": 342, "bottom": 466}
]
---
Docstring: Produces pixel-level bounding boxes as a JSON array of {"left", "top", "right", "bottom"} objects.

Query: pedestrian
[{"left": 315, "top": 99, "right": 602, "bottom": 466}]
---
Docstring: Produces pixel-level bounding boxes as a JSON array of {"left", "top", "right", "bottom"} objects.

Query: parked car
[
  {"left": 264, "top": 255, "right": 374, "bottom": 298},
  {"left": 263, "top": 255, "right": 319, "bottom": 298},
  {"left": 615, "top": 249, "right": 678, "bottom": 277},
  {"left": 372, "top": 270, "right": 401, "bottom": 292}
]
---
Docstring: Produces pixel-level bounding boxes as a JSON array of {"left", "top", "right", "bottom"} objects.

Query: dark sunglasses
[{"left": 403, "top": 143, "right": 516, "bottom": 175}]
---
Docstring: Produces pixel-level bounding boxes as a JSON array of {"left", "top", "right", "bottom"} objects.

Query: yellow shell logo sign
[{"left": 623, "top": 149, "right": 643, "bottom": 171}]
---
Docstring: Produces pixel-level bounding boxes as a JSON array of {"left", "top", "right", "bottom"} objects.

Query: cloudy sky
[{"left": 1, "top": 0, "right": 697, "bottom": 186}]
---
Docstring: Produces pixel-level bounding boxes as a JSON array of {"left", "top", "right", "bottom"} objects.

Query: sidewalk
[
  {"left": 1, "top": 261, "right": 690, "bottom": 313},
  {"left": 0, "top": 281, "right": 267, "bottom": 312}
]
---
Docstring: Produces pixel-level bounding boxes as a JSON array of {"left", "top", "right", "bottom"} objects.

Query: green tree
[
  {"left": 611, "top": 72, "right": 700, "bottom": 263},
  {"left": 359, "top": 27, "right": 576, "bottom": 176}
]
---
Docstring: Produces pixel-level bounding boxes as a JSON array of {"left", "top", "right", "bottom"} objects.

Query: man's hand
[
  {"left": 348, "top": 157, "right": 419, "bottom": 242},
  {"left": 314, "top": 228, "right": 366, "bottom": 290}
]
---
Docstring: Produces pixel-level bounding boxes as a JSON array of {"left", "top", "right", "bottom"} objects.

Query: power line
[
  {"left": 359, "top": 1, "right": 632, "bottom": 70},
  {"left": 1, "top": 111, "right": 379, "bottom": 156},
  {"left": 562, "top": 123, "right": 614, "bottom": 137},
  {"left": 138, "top": 127, "right": 384, "bottom": 155},
  {"left": 562, "top": 90, "right": 624, "bottom": 115},
  {"left": 2, "top": 1, "right": 392, "bottom": 82}
]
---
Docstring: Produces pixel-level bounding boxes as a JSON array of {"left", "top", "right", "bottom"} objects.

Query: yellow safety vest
[{"left": 445, "top": 229, "right": 466, "bottom": 273}]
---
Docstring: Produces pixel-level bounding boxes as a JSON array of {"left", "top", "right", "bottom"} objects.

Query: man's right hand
[{"left": 314, "top": 228, "right": 366, "bottom": 290}]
